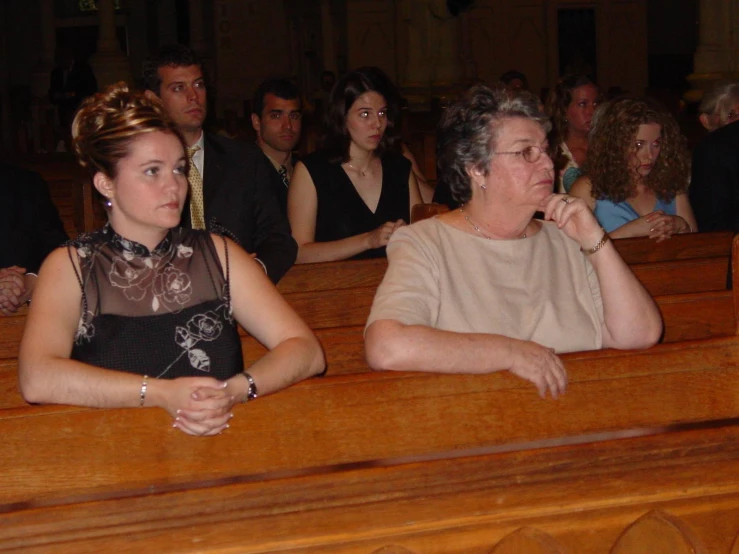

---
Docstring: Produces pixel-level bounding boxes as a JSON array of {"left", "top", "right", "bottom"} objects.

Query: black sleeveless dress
[
  {"left": 301, "top": 151, "right": 412, "bottom": 259},
  {"left": 69, "top": 226, "right": 243, "bottom": 380}
]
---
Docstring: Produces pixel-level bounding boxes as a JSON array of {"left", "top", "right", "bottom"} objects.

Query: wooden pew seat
[
  {"left": 3, "top": 424, "right": 739, "bottom": 552},
  {"left": 0, "top": 232, "right": 738, "bottom": 551},
  {"left": 3, "top": 337, "right": 739, "bottom": 551},
  {"left": 2, "top": 336, "right": 739, "bottom": 503}
]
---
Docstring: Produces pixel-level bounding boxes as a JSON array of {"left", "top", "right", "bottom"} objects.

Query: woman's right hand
[
  {"left": 507, "top": 340, "right": 568, "bottom": 399},
  {"left": 151, "top": 377, "right": 235, "bottom": 436},
  {"left": 614, "top": 210, "right": 675, "bottom": 240},
  {"left": 366, "top": 219, "right": 406, "bottom": 250}
]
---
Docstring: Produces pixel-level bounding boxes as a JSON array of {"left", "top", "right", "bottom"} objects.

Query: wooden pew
[
  {"left": 0, "top": 233, "right": 735, "bottom": 363},
  {"left": 3, "top": 336, "right": 739, "bottom": 551},
  {"left": 2, "top": 235, "right": 739, "bottom": 551},
  {"left": 275, "top": 231, "right": 734, "bottom": 298},
  {"left": 614, "top": 230, "right": 734, "bottom": 264}
]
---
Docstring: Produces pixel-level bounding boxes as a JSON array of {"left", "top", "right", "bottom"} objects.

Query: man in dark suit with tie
[
  {"left": 142, "top": 45, "right": 297, "bottom": 283},
  {"left": 690, "top": 119, "right": 739, "bottom": 232},
  {"left": 250, "top": 78, "right": 303, "bottom": 214}
]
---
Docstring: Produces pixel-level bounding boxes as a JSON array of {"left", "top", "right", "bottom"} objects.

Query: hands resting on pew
[{"left": 0, "top": 266, "right": 35, "bottom": 315}]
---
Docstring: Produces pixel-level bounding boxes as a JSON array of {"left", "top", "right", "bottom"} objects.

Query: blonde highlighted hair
[{"left": 72, "top": 82, "right": 184, "bottom": 178}]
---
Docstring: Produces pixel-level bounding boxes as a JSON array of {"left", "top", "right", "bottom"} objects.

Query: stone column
[
  {"left": 89, "top": 0, "right": 132, "bottom": 88},
  {"left": 685, "top": 0, "right": 739, "bottom": 102}
]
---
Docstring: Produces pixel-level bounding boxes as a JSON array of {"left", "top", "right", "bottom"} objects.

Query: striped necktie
[
  {"left": 278, "top": 165, "right": 289, "bottom": 188},
  {"left": 186, "top": 145, "right": 206, "bottom": 230}
]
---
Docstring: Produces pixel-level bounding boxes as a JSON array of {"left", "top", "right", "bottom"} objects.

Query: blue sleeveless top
[{"left": 594, "top": 197, "right": 676, "bottom": 233}]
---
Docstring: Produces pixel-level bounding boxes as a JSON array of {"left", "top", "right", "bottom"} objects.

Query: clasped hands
[
  {"left": 636, "top": 210, "right": 690, "bottom": 241},
  {"left": 0, "top": 266, "right": 33, "bottom": 316},
  {"left": 161, "top": 377, "right": 242, "bottom": 436}
]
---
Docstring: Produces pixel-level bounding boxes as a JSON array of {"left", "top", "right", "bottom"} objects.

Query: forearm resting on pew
[
  {"left": 222, "top": 335, "right": 325, "bottom": 401},
  {"left": 365, "top": 321, "right": 567, "bottom": 399},
  {"left": 588, "top": 239, "right": 663, "bottom": 350}
]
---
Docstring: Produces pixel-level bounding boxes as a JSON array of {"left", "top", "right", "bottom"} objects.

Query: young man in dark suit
[
  {"left": 251, "top": 78, "right": 303, "bottom": 214},
  {"left": 143, "top": 45, "right": 297, "bottom": 283}
]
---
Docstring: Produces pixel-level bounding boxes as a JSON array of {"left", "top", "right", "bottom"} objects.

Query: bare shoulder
[
  {"left": 39, "top": 245, "right": 80, "bottom": 280},
  {"left": 569, "top": 175, "right": 595, "bottom": 208}
]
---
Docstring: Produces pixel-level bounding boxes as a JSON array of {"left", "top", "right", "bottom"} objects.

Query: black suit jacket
[
  {"left": 690, "top": 120, "right": 739, "bottom": 232},
  {"left": 181, "top": 134, "right": 297, "bottom": 283},
  {"left": 260, "top": 150, "right": 298, "bottom": 216},
  {"left": 0, "top": 164, "right": 68, "bottom": 272}
]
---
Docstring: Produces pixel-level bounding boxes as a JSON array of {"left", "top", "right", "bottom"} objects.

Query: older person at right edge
[{"left": 365, "top": 86, "right": 662, "bottom": 399}]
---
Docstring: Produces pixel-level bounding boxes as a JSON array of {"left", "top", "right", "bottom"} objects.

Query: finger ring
[{"left": 562, "top": 196, "right": 573, "bottom": 204}]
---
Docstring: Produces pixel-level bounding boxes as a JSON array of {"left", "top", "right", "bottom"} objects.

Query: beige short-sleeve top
[{"left": 366, "top": 218, "right": 604, "bottom": 353}]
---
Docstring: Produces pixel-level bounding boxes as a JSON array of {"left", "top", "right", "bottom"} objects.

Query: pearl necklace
[{"left": 459, "top": 207, "right": 527, "bottom": 239}]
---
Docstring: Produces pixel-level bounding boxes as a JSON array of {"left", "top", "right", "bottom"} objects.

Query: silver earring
[
  {"left": 480, "top": 184, "right": 487, "bottom": 190},
  {"left": 104, "top": 197, "right": 112, "bottom": 209}
]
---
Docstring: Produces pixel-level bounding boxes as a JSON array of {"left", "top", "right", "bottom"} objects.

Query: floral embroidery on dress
[
  {"left": 109, "top": 257, "right": 155, "bottom": 301},
  {"left": 176, "top": 244, "right": 193, "bottom": 258},
  {"left": 158, "top": 305, "right": 228, "bottom": 378},
  {"left": 151, "top": 266, "right": 192, "bottom": 307},
  {"left": 75, "top": 311, "right": 96, "bottom": 344},
  {"left": 69, "top": 226, "right": 240, "bottom": 377}
]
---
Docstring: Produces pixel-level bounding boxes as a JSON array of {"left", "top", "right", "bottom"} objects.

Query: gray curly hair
[{"left": 436, "top": 85, "right": 551, "bottom": 204}]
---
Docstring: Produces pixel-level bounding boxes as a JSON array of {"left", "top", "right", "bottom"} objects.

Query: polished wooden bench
[
  {"left": 274, "top": 231, "right": 734, "bottom": 297},
  {"left": 1, "top": 237, "right": 738, "bottom": 551},
  {"left": 0, "top": 233, "right": 735, "bottom": 365},
  {"left": 2, "top": 335, "right": 739, "bottom": 551}
]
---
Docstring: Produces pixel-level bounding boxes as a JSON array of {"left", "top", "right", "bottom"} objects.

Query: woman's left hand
[{"left": 539, "top": 194, "right": 604, "bottom": 250}]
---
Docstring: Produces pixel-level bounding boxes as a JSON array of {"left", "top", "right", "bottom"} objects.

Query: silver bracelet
[
  {"left": 240, "top": 372, "right": 259, "bottom": 404},
  {"left": 139, "top": 375, "right": 148, "bottom": 407}
]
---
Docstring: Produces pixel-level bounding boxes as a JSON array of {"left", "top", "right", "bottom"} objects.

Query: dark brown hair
[{"left": 321, "top": 66, "right": 400, "bottom": 163}]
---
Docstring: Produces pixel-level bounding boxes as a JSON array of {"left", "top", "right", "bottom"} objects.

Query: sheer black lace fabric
[{"left": 69, "top": 226, "right": 243, "bottom": 380}]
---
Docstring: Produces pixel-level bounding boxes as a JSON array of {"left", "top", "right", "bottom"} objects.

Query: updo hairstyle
[
  {"left": 72, "top": 82, "right": 183, "bottom": 180},
  {"left": 436, "top": 85, "right": 550, "bottom": 204}
]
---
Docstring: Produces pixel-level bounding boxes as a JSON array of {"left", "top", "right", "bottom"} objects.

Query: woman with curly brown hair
[
  {"left": 18, "top": 83, "right": 324, "bottom": 436},
  {"left": 570, "top": 97, "right": 696, "bottom": 240},
  {"left": 545, "top": 75, "right": 601, "bottom": 193}
]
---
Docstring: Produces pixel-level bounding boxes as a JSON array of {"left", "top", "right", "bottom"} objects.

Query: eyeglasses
[{"left": 492, "top": 145, "right": 549, "bottom": 164}]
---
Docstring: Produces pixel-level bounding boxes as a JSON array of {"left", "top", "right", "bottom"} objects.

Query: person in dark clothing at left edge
[{"left": 0, "top": 164, "right": 68, "bottom": 315}]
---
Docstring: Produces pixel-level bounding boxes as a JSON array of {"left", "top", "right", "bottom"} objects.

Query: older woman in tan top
[{"left": 365, "top": 86, "right": 662, "bottom": 400}]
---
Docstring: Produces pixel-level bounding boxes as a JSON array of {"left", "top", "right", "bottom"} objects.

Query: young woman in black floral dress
[{"left": 18, "top": 83, "right": 324, "bottom": 436}]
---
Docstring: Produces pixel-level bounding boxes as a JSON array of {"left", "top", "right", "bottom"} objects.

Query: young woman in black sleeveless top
[
  {"left": 288, "top": 67, "right": 422, "bottom": 262},
  {"left": 18, "top": 84, "right": 324, "bottom": 436}
]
